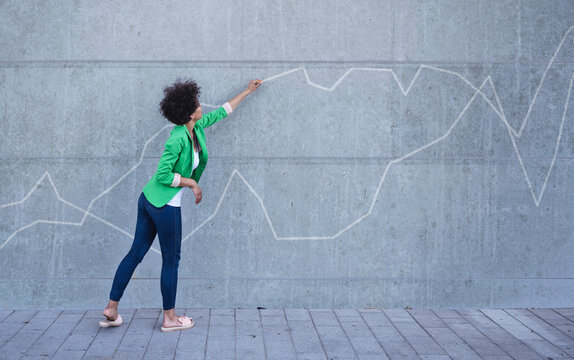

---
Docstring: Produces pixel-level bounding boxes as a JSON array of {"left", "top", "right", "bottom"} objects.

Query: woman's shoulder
[{"left": 165, "top": 125, "right": 188, "bottom": 149}]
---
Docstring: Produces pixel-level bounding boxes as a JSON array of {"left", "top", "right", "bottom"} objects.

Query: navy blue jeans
[{"left": 109, "top": 193, "right": 182, "bottom": 310}]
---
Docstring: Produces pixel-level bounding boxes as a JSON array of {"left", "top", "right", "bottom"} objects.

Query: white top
[{"left": 166, "top": 146, "right": 199, "bottom": 207}]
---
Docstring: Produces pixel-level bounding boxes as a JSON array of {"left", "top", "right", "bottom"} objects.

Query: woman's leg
[
  {"left": 105, "top": 193, "right": 157, "bottom": 318},
  {"left": 146, "top": 201, "right": 187, "bottom": 327},
  {"left": 153, "top": 204, "right": 182, "bottom": 311}
]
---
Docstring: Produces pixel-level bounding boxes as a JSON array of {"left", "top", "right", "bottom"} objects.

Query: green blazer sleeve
[
  {"left": 197, "top": 106, "right": 228, "bottom": 128},
  {"left": 155, "top": 133, "right": 184, "bottom": 186}
]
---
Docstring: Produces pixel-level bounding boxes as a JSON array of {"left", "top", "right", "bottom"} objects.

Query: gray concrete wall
[{"left": 1, "top": 0, "right": 573, "bottom": 310}]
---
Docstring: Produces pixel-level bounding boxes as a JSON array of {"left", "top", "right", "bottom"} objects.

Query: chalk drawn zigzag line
[{"left": 1, "top": 25, "right": 573, "bottom": 248}]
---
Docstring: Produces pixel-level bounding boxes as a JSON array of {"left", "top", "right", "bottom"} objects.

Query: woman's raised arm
[{"left": 228, "top": 79, "right": 262, "bottom": 111}]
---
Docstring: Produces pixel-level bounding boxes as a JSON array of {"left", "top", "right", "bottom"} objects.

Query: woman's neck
[{"left": 185, "top": 120, "right": 196, "bottom": 134}]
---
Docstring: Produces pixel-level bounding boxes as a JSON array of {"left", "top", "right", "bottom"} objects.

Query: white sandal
[
  {"left": 99, "top": 314, "right": 123, "bottom": 327},
  {"left": 161, "top": 316, "right": 194, "bottom": 333}
]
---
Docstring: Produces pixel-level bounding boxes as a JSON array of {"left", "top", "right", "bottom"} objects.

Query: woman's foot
[
  {"left": 161, "top": 315, "right": 194, "bottom": 332},
  {"left": 103, "top": 300, "right": 119, "bottom": 321},
  {"left": 102, "top": 307, "right": 118, "bottom": 321}
]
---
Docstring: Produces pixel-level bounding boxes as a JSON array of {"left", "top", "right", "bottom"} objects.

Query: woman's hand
[
  {"left": 180, "top": 177, "right": 202, "bottom": 204},
  {"left": 188, "top": 180, "right": 202, "bottom": 204},
  {"left": 246, "top": 79, "right": 262, "bottom": 93}
]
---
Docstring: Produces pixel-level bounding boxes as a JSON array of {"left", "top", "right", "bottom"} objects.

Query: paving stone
[
  {"left": 0, "top": 310, "right": 13, "bottom": 323},
  {"left": 320, "top": 337, "right": 357, "bottom": 358},
  {"left": 394, "top": 321, "right": 429, "bottom": 337},
  {"left": 441, "top": 317, "right": 471, "bottom": 324},
  {"left": 436, "top": 341, "right": 483, "bottom": 359},
  {"left": 134, "top": 308, "right": 162, "bottom": 318},
  {"left": 0, "top": 322, "right": 25, "bottom": 347},
  {"left": 72, "top": 317, "right": 101, "bottom": 334},
  {"left": 285, "top": 308, "right": 312, "bottom": 322},
  {"left": 481, "top": 309, "right": 544, "bottom": 341},
  {"left": 263, "top": 324, "right": 292, "bottom": 342},
  {"left": 264, "top": 339, "right": 297, "bottom": 360},
  {"left": 298, "top": 353, "right": 329, "bottom": 360},
  {"left": 60, "top": 332, "right": 97, "bottom": 351},
  {"left": 209, "top": 308, "right": 234, "bottom": 316},
  {"left": 310, "top": 310, "right": 339, "bottom": 326},
  {"left": 510, "top": 311, "right": 574, "bottom": 347},
  {"left": 33, "top": 310, "right": 62, "bottom": 319},
  {"left": 83, "top": 320, "right": 130, "bottom": 358},
  {"left": 404, "top": 335, "right": 447, "bottom": 355},
  {"left": 237, "top": 316, "right": 261, "bottom": 332},
  {"left": 426, "top": 326, "right": 465, "bottom": 345},
  {"left": 346, "top": 334, "right": 385, "bottom": 355},
  {"left": 334, "top": 308, "right": 361, "bottom": 318},
  {"left": 554, "top": 308, "right": 574, "bottom": 316},
  {"left": 496, "top": 341, "right": 545, "bottom": 360},
  {"left": 370, "top": 326, "right": 404, "bottom": 342},
  {"left": 379, "top": 340, "right": 419, "bottom": 359},
  {"left": 289, "top": 321, "right": 324, "bottom": 353},
  {"left": 125, "top": 317, "right": 158, "bottom": 334},
  {"left": 83, "top": 340, "right": 120, "bottom": 358},
  {"left": 174, "top": 350, "right": 205, "bottom": 360},
  {"left": 143, "top": 352, "right": 177, "bottom": 360},
  {"left": 42, "top": 321, "right": 81, "bottom": 338},
  {"left": 505, "top": 308, "right": 536, "bottom": 316},
  {"left": 463, "top": 314, "right": 502, "bottom": 330},
  {"left": 456, "top": 309, "right": 484, "bottom": 316},
  {"left": 208, "top": 324, "right": 234, "bottom": 338},
  {"left": 530, "top": 308, "right": 574, "bottom": 327},
  {"left": 357, "top": 354, "right": 389, "bottom": 360},
  {"left": 3, "top": 310, "right": 37, "bottom": 324},
  {"left": 24, "top": 336, "right": 66, "bottom": 357},
  {"left": 52, "top": 350, "right": 86, "bottom": 360},
  {"left": 0, "top": 331, "right": 42, "bottom": 358},
  {"left": 117, "top": 331, "right": 153, "bottom": 351},
  {"left": 18, "top": 317, "right": 55, "bottom": 333},
  {"left": 383, "top": 309, "right": 416, "bottom": 322},
  {"left": 145, "top": 328, "right": 181, "bottom": 357},
  {"left": 524, "top": 338, "right": 571, "bottom": 358},
  {"left": 236, "top": 308, "right": 260, "bottom": 321},
  {"left": 360, "top": 311, "right": 393, "bottom": 327},
  {"left": 208, "top": 314, "right": 235, "bottom": 326},
  {"left": 204, "top": 338, "right": 234, "bottom": 360},
  {"left": 84, "top": 309, "right": 106, "bottom": 318},
  {"left": 261, "top": 315, "right": 287, "bottom": 326},
  {"left": 113, "top": 349, "right": 147, "bottom": 359},
  {"left": 236, "top": 334, "right": 266, "bottom": 358},
  {"left": 434, "top": 309, "right": 466, "bottom": 319},
  {"left": 556, "top": 325, "right": 574, "bottom": 339},
  {"left": 340, "top": 320, "right": 373, "bottom": 337},
  {"left": 418, "top": 356, "right": 452, "bottom": 360},
  {"left": 447, "top": 323, "right": 507, "bottom": 357},
  {"left": 176, "top": 325, "right": 208, "bottom": 352},
  {"left": 315, "top": 324, "right": 347, "bottom": 339},
  {"left": 184, "top": 308, "right": 210, "bottom": 320},
  {"left": 260, "top": 308, "right": 285, "bottom": 317},
  {"left": 55, "top": 311, "right": 85, "bottom": 323},
  {"left": 236, "top": 319, "right": 262, "bottom": 336}
]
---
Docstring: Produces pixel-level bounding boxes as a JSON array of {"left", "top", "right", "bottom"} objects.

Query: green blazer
[{"left": 143, "top": 106, "right": 228, "bottom": 207}]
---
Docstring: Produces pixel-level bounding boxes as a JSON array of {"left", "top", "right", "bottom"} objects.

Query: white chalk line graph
[{"left": 1, "top": 25, "right": 573, "bottom": 249}]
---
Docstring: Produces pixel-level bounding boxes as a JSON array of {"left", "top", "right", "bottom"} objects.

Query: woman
[{"left": 100, "top": 78, "right": 262, "bottom": 332}]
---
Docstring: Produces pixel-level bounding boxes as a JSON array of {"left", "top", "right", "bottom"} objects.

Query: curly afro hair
[{"left": 159, "top": 79, "right": 201, "bottom": 125}]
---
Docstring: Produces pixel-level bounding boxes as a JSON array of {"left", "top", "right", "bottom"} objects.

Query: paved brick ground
[{"left": 0, "top": 308, "right": 572, "bottom": 359}]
